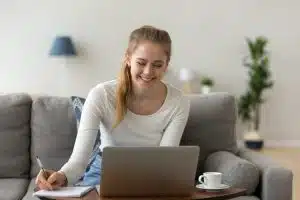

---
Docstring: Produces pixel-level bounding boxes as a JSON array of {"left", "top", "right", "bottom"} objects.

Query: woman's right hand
[{"left": 35, "top": 169, "right": 67, "bottom": 190}]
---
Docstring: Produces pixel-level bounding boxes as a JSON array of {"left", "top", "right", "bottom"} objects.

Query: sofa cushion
[
  {"left": 0, "top": 178, "right": 29, "bottom": 200},
  {"left": 180, "top": 93, "right": 238, "bottom": 179},
  {"left": 21, "top": 178, "right": 40, "bottom": 200},
  {"left": 30, "top": 96, "right": 77, "bottom": 177},
  {"left": 204, "top": 151, "right": 260, "bottom": 195},
  {"left": 0, "top": 93, "right": 31, "bottom": 178}
]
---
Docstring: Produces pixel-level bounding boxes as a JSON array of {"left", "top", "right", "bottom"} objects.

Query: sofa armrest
[
  {"left": 238, "top": 148, "right": 293, "bottom": 200},
  {"left": 204, "top": 151, "right": 260, "bottom": 195}
]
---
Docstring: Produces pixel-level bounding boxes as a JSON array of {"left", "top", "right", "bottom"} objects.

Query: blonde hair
[{"left": 113, "top": 25, "right": 172, "bottom": 128}]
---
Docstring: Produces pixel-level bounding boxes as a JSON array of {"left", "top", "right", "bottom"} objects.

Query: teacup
[{"left": 198, "top": 172, "right": 222, "bottom": 188}]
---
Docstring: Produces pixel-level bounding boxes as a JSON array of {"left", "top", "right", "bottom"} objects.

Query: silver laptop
[{"left": 99, "top": 146, "right": 200, "bottom": 198}]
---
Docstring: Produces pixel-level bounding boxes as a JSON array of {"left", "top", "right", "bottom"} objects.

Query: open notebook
[{"left": 33, "top": 186, "right": 95, "bottom": 198}]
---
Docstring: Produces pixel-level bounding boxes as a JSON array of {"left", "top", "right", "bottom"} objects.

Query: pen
[{"left": 36, "top": 156, "right": 48, "bottom": 179}]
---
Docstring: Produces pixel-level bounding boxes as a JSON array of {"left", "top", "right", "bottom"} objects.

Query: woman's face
[{"left": 127, "top": 41, "right": 169, "bottom": 90}]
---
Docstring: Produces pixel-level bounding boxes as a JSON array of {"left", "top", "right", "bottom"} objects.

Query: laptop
[{"left": 99, "top": 146, "right": 200, "bottom": 198}]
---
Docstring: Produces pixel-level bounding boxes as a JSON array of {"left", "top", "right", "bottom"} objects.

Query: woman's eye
[
  {"left": 137, "top": 62, "right": 146, "bottom": 66},
  {"left": 153, "top": 64, "right": 162, "bottom": 68}
]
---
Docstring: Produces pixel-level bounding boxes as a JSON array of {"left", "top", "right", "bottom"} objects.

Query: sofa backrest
[
  {"left": 30, "top": 96, "right": 77, "bottom": 177},
  {"left": 29, "top": 93, "right": 238, "bottom": 179},
  {"left": 180, "top": 93, "right": 238, "bottom": 178},
  {"left": 0, "top": 93, "right": 32, "bottom": 178},
  {"left": 0, "top": 92, "right": 238, "bottom": 180}
]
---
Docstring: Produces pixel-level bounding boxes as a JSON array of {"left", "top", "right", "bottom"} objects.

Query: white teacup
[{"left": 198, "top": 172, "right": 222, "bottom": 188}]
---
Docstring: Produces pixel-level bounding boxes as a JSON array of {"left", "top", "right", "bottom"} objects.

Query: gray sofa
[{"left": 0, "top": 92, "right": 293, "bottom": 200}]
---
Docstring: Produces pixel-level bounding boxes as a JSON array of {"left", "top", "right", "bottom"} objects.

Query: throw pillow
[
  {"left": 204, "top": 151, "right": 259, "bottom": 195},
  {"left": 70, "top": 96, "right": 101, "bottom": 168},
  {"left": 71, "top": 96, "right": 86, "bottom": 128}
]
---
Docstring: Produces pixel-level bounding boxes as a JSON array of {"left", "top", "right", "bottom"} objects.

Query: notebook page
[
  {"left": 96, "top": 185, "right": 100, "bottom": 194},
  {"left": 33, "top": 186, "right": 94, "bottom": 198}
]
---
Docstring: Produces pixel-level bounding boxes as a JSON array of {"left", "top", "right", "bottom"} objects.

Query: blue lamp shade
[{"left": 49, "top": 36, "right": 77, "bottom": 56}]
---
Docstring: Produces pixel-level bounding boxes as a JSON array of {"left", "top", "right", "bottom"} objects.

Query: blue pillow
[
  {"left": 71, "top": 96, "right": 86, "bottom": 127},
  {"left": 70, "top": 96, "right": 101, "bottom": 149},
  {"left": 70, "top": 96, "right": 101, "bottom": 170}
]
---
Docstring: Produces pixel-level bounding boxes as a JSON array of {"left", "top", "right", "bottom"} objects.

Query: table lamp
[{"left": 179, "top": 68, "right": 194, "bottom": 94}]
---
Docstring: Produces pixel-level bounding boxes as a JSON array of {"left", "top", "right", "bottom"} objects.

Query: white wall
[{"left": 1, "top": 0, "right": 300, "bottom": 143}]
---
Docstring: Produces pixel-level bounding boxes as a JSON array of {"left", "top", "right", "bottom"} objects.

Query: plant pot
[
  {"left": 243, "top": 131, "right": 264, "bottom": 150},
  {"left": 201, "top": 85, "right": 211, "bottom": 94},
  {"left": 244, "top": 140, "right": 264, "bottom": 150}
]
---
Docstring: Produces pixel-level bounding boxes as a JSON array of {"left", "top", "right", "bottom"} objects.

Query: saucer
[{"left": 195, "top": 183, "right": 230, "bottom": 192}]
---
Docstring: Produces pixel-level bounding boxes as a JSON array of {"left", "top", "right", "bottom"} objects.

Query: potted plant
[
  {"left": 201, "top": 76, "right": 214, "bottom": 94},
  {"left": 237, "top": 36, "right": 274, "bottom": 150}
]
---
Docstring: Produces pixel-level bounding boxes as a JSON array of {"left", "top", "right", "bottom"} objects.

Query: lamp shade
[{"left": 49, "top": 36, "right": 77, "bottom": 56}]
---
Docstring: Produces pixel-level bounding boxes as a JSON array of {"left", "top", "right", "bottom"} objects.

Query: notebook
[{"left": 33, "top": 186, "right": 95, "bottom": 198}]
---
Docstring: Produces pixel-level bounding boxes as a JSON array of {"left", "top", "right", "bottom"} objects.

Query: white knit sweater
[{"left": 59, "top": 80, "right": 190, "bottom": 185}]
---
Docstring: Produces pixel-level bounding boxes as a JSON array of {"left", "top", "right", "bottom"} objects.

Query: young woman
[{"left": 35, "top": 25, "right": 190, "bottom": 190}]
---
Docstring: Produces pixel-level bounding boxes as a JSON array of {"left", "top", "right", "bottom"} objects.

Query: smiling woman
[{"left": 35, "top": 25, "right": 191, "bottom": 189}]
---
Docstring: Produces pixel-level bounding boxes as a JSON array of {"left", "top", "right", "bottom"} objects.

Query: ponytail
[{"left": 113, "top": 60, "right": 131, "bottom": 128}]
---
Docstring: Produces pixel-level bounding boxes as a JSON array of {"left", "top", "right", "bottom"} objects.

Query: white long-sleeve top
[{"left": 59, "top": 80, "right": 190, "bottom": 185}]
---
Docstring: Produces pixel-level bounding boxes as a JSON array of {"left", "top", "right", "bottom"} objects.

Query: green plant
[
  {"left": 238, "top": 36, "right": 274, "bottom": 131},
  {"left": 201, "top": 76, "right": 214, "bottom": 87}
]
